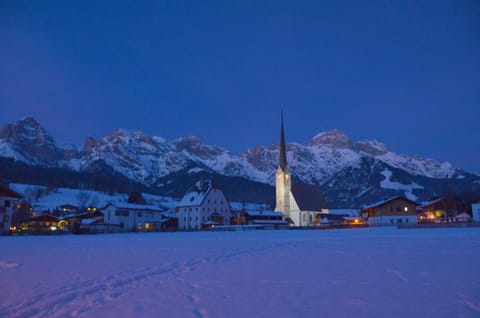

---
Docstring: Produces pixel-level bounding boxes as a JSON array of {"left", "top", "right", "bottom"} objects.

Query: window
[
  {"left": 404, "top": 206, "right": 408, "bottom": 212},
  {"left": 115, "top": 210, "right": 129, "bottom": 217},
  {"left": 4, "top": 200, "right": 11, "bottom": 207},
  {"left": 196, "top": 207, "right": 198, "bottom": 211},
  {"left": 390, "top": 219, "right": 394, "bottom": 224},
  {"left": 397, "top": 218, "right": 402, "bottom": 223},
  {"left": 138, "top": 212, "right": 142, "bottom": 217}
]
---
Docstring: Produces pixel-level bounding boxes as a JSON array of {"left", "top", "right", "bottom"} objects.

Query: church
[{"left": 274, "top": 113, "right": 328, "bottom": 226}]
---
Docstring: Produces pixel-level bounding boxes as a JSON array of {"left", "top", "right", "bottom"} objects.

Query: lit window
[{"left": 404, "top": 206, "right": 408, "bottom": 212}]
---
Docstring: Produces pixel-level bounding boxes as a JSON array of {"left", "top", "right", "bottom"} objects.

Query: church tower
[{"left": 275, "top": 111, "right": 292, "bottom": 220}]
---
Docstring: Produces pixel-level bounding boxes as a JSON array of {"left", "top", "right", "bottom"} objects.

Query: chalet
[
  {"left": 472, "top": 203, "right": 480, "bottom": 223},
  {"left": 25, "top": 214, "right": 59, "bottom": 234},
  {"left": 103, "top": 203, "right": 167, "bottom": 232},
  {"left": 60, "top": 210, "right": 104, "bottom": 232},
  {"left": 419, "top": 197, "right": 464, "bottom": 222},
  {"left": 274, "top": 113, "right": 328, "bottom": 226},
  {"left": 176, "top": 180, "right": 231, "bottom": 230},
  {"left": 0, "top": 183, "right": 23, "bottom": 234},
  {"left": 362, "top": 196, "right": 418, "bottom": 225}
]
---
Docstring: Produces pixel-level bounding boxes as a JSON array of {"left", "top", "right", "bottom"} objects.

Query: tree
[
  {"left": 127, "top": 191, "right": 146, "bottom": 205},
  {"left": 76, "top": 190, "right": 92, "bottom": 212}
]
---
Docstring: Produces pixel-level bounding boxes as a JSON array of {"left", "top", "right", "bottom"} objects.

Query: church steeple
[{"left": 279, "top": 110, "right": 288, "bottom": 171}]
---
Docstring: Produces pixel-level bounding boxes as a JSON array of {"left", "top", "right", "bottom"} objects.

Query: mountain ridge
[{"left": 1, "top": 117, "right": 478, "bottom": 207}]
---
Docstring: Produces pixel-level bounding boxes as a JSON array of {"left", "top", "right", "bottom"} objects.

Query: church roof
[
  {"left": 291, "top": 182, "right": 328, "bottom": 212},
  {"left": 279, "top": 111, "right": 288, "bottom": 171}
]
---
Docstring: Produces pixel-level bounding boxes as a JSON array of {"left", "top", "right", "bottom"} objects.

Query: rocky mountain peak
[
  {"left": 355, "top": 140, "right": 389, "bottom": 156},
  {"left": 308, "top": 129, "right": 353, "bottom": 149}
]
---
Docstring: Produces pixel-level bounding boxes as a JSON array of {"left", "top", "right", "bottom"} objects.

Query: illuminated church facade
[{"left": 274, "top": 113, "right": 328, "bottom": 226}]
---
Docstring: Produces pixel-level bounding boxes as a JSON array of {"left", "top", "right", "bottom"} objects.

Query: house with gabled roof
[
  {"left": 274, "top": 112, "right": 328, "bottom": 226},
  {"left": 103, "top": 202, "right": 167, "bottom": 232},
  {"left": 0, "top": 183, "right": 23, "bottom": 234},
  {"left": 176, "top": 180, "right": 231, "bottom": 230},
  {"left": 361, "top": 196, "right": 418, "bottom": 225}
]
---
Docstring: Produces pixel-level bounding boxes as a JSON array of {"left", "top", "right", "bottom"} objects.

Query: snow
[
  {"left": 380, "top": 169, "right": 423, "bottom": 201},
  {"left": 106, "top": 203, "right": 164, "bottom": 212},
  {"left": 0, "top": 227, "right": 479, "bottom": 318},
  {"left": 8, "top": 183, "right": 177, "bottom": 212}
]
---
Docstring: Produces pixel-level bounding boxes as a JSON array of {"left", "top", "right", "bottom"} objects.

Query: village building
[
  {"left": 419, "top": 197, "right": 465, "bottom": 222},
  {"left": 0, "top": 183, "right": 23, "bottom": 234},
  {"left": 361, "top": 196, "right": 418, "bottom": 225},
  {"left": 103, "top": 203, "right": 167, "bottom": 232},
  {"left": 244, "top": 210, "right": 288, "bottom": 227},
  {"left": 24, "top": 214, "right": 59, "bottom": 234},
  {"left": 176, "top": 180, "right": 231, "bottom": 230},
  {"left": 60, "top": 210, "right": 104, "bottom": 232},
  {"left": 472, "top": 203, "right": 480, "bottom": 223},
  {"left": 274, "top": 113, "right": 328, "bottom": 226}
]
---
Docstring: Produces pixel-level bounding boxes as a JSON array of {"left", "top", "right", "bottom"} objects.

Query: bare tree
[{"left": 76, "top": 190, "right": 92, "bottom": 213}]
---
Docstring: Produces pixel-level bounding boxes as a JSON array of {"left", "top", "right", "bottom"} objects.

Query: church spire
[{"left": 279, "top": 110, "right": 288, "bottom": 171}]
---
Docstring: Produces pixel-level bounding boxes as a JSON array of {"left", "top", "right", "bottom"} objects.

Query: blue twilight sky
[{"left": 1, "top": 1, "right": 479, "bottom": 173}]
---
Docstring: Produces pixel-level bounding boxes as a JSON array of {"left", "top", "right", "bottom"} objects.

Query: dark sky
[{"left": 1, "top": 1, "right": 479, "bottom": 174}]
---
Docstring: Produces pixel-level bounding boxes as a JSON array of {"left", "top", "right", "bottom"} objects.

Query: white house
[
  {"left": 0, "top": 183, "right": 23, "bottom": 234},
  {"left": 176, "top": 180, "right": 231, "bottom": 230},
  {"left": 361, "top": 196, "right": 418, "bottom": 225},
  {"left": 103, "top": 203, "right": 166, "bottom": 232},
  {"left": 471, "top": 203, "right": 480, "bottom": 223},
  {"left": 274, "top": 113, "right": 328, "bottom": 227}
]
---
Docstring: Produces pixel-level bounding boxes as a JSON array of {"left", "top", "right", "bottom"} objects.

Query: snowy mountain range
[{"left": 1, "top": 117, "right": 478, "bottom": 207}]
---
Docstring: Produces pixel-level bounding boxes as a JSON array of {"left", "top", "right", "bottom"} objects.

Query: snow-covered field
[{"left": 1, "top": 227, "right": 479, "bottom": 318}]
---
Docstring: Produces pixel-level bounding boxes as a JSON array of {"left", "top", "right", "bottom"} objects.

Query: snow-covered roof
[
  {"left": 327, "top": 209, "right": 359, "bottom": 216},
  {"left": 105, "top": 202, "right": 164, "bottom": 212},
  {"left": 178, "top": 180, "right": 212, "bottom": 207},
  {"left": 250, "top": 220, "right": 289, "bottom": 225},
  {"left": 419, "top": 198, "right": 443, "bottom": 208},
  {"left": 246, "top": 211, "right": 284, "bottom": 217},
  {"left": 362, "top": 196, "right": 418, "bottom": 209}
]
